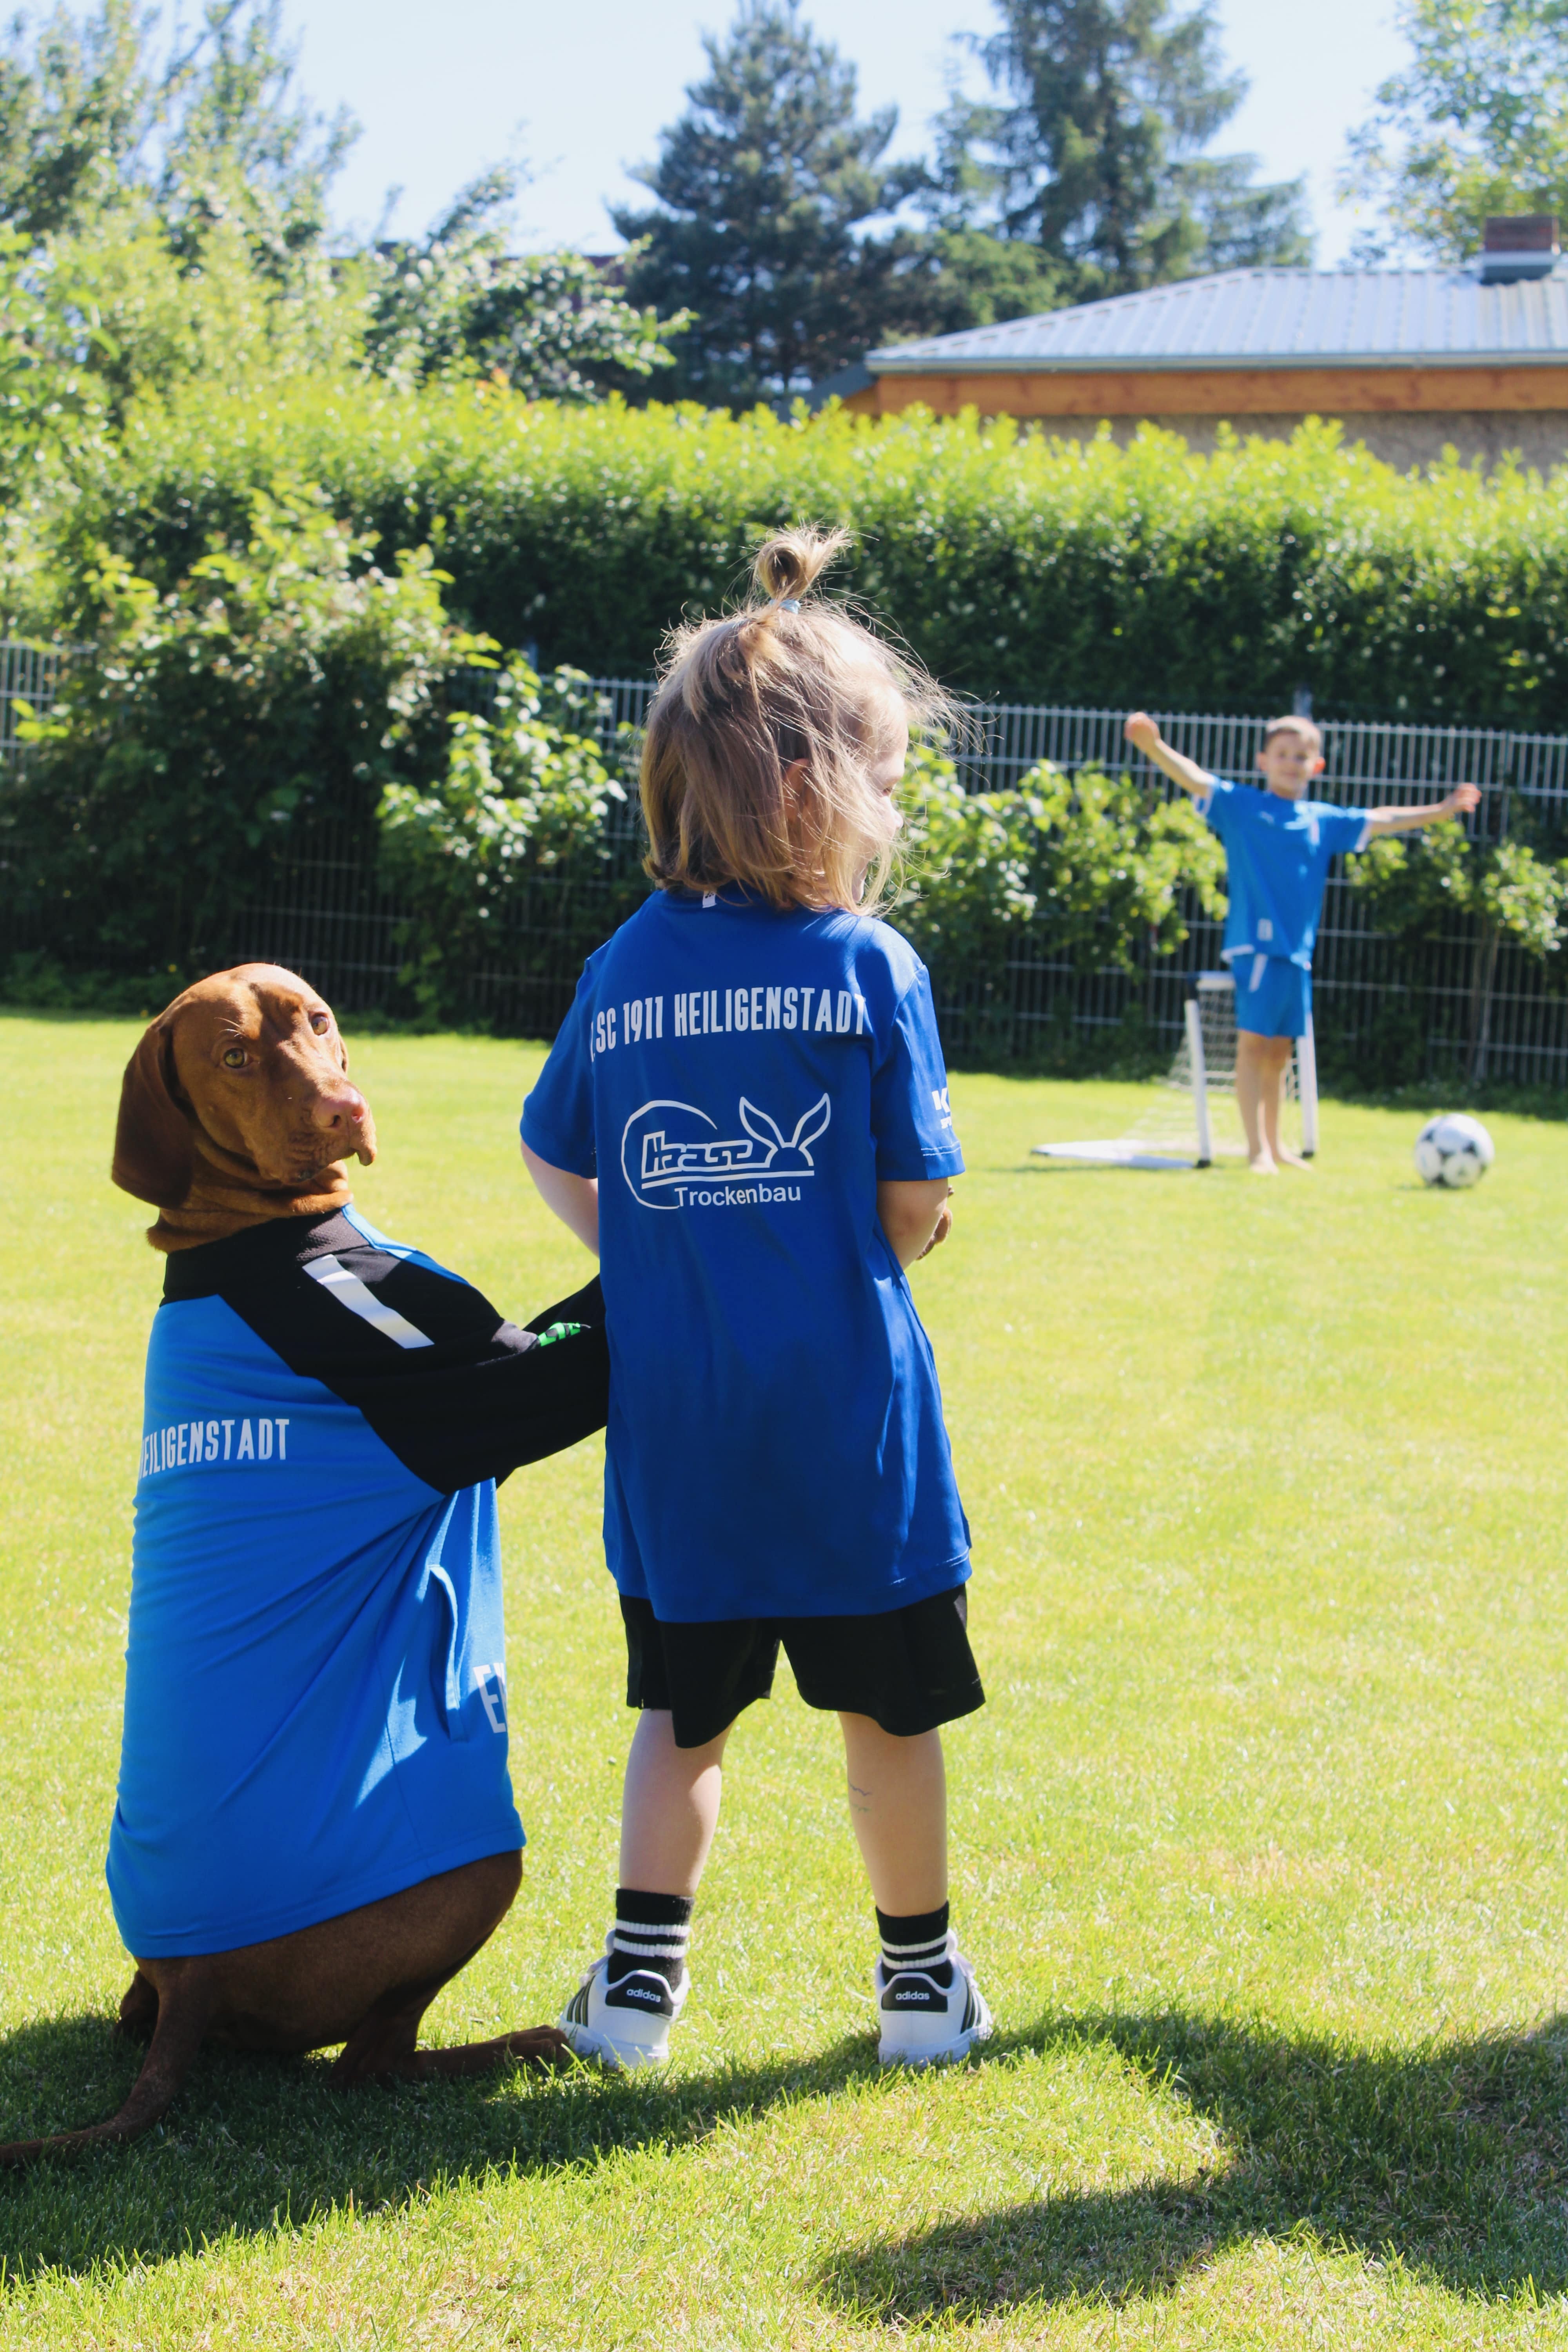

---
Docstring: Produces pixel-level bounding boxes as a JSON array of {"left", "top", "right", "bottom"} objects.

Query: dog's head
[{"left": 113, "top": 965, "right": 377, "bottom": 1250}]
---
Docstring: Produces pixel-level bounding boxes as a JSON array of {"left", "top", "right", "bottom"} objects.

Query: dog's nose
[{"left": 310, "top": 1083, "right": 368, "bottom": 1134}]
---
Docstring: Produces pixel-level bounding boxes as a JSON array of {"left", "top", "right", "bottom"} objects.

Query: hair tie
[{"left": 779, "top": 598, "right": 801, "bottom": 612}]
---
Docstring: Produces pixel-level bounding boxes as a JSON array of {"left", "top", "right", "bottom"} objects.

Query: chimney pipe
[{"left": 1479, "top": 215, "right": 1559, "bottom": 283}]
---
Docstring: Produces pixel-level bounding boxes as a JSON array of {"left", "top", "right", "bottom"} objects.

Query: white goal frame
[{"left": 1034, "top": 970, "right": 1319, "bottom": 1171}]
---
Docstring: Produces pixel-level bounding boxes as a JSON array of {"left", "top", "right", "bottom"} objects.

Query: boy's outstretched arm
[
  {"left": 1364, "top": 782, "right": 1480, "bottom": 836},
  {"left": 521, "top": 1139, "right": 600, "bottom": 1257},
  {"left": 1123, "top": 711, "right": 1212, "bottom": 799}
]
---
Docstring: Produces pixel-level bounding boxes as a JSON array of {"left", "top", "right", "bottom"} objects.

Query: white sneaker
[
  {"left": 559, "top": 1941, "right": 688, "bottom": 2071},
  {"left": 875, "top": 1935, "right": 993, "bottom": 2067}
]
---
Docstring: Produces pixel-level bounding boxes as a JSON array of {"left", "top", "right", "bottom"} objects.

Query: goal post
[
  {"left": 1034, "top": 968, "right": 1318, "bottom": 1170},
  {"left": 1296, "top": 1013, "right": 1319, "bottom": 1158},
  {"left": 1185, "top": 990, "right": 1214, "bottom": 1168}
]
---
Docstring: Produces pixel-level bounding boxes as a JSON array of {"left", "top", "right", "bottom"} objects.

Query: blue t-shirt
[
  {"left": 521, "top": 889, "right": 970, "bottom": 1623},
  {"left": 107, "top": 1209, "right": 607, "bottom": 1958},
  {"left": 1199, "top": 777, "right": 1371, "bottom": 968}
]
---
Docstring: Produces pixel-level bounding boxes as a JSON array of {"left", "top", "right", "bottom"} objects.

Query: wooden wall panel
[{"left": 842, "top": 365, "right": 1568, "bottom": 419}]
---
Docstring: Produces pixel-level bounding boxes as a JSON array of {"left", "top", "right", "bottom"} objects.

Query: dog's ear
[{"left": 112, "top": 1020, "right": 194, "bottom": 1207}]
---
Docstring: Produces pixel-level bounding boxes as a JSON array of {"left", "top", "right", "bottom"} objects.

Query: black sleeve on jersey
[{"left": 162, "top": 1212, "right": 609, "bottom": 1494}]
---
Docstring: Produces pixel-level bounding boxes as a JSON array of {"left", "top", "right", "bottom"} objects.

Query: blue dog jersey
[
  {"left": 108, "top": 1209, "right": 607, "bottom": 1958},
  {"left": 521, "top": 889, "right": 970, "bottom": 1624},
  {"left": 1198, "top": 777, "right": 1372, "bottom": 967}
]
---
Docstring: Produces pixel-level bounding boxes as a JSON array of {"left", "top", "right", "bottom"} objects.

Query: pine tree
[
  {"left": 614, "top": 0, "right": 935, "bottom": 405},
  {"left": 933, "top": 0, "right": 1310, "bottom": 299}
]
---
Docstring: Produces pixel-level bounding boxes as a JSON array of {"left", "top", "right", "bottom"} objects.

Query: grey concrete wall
[{"left": 1034, "top": 411, "right": 1568, "bottom": 472}]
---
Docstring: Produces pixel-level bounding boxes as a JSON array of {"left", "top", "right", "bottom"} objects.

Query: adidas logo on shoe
[
  {"left": 607, "top": 1972, "right": 675, "bottom": 2015},
  {"left": 875, "top": 1938, "right": 994, "bottom": 2068}
]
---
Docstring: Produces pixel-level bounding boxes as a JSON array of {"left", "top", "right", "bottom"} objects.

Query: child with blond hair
[
  {"left": 1125, "top": 710, "right": 1480, "bottom": 1171},
  {"left": 520, "top": 529, "right": 991, "bottom": 2071}
]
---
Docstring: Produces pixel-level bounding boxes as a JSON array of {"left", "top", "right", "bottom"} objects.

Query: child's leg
[
  {"left": 560, "top": 1711, "right": 730, "bottom": 2069},
  {"left": 838, "top": 1710, "right": 992, "bottom": 2065},
  {"left": 1235, "top": 1029, "right": 1293, "bottom": 1171},
  {"left": 838, "top": 1713, "right": 947, "bottom": 1914},
  {"left": 619, "top": 1710, "right": 730, "bottom": 1896},
  {"left": 1261, "top": 1039, "right": 1312, "bottom": 1167}
]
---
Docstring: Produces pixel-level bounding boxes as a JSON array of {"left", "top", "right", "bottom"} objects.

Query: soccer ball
[{"left": 1414, "top": 1113, "right": 1495, "bottom": 1189}]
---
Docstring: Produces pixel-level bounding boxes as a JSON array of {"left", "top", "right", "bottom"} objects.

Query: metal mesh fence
[{"left": 4, "top": 648, "right": 1566, "bottom": 1082}]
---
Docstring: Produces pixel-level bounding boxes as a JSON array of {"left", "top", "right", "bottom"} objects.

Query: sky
[{"left": 275, "top": 0, "right": 1411, "bottom": 269}]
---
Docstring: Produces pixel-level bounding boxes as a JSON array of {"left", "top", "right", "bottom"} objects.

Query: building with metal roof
[{"left": 837, "top": 219, "right": 1568, "bottom": 468}]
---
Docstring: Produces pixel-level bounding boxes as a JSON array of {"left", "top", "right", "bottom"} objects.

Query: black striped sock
[
  {"left": 606, "top": 1887, "right": 694, "bottom": 1990},
  {"left": 877, "top": 1902, "right": 953, "bottom": 1989}
]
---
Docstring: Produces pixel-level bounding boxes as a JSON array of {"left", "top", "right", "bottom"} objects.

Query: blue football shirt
[
  {"left": 1199, "top": 777, "right": 1371, "bottom": 968},
  {"left": 521, "top": 889, "right": 970, "bottom": 1623},
  {"left": 107, "top": 1210, "right": 607, "bottom": 1958}
]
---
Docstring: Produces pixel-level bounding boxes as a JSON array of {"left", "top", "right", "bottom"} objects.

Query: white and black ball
[{"left": 1414, "top": 1113, "right": 1495, "bottom": 1190}]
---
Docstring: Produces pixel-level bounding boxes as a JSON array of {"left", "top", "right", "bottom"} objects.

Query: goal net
[{"left": 1034, "top": 971, "right": 1319, "bottom": 1170}]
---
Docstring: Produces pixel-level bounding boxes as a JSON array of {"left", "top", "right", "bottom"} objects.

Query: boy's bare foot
[
  {"left": 1249, "top": 1149, "right": 1278, "bottom": 1174},
  {"left": 1276, "top": 1147, "right": 1314, "bottom": 1171}
]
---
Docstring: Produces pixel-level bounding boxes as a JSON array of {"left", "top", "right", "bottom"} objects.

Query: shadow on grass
[
  {"left": 0, "top": 2006, "right": 878, "bottom": 2285},
  {"left": 822, "top": 2007, "right": 1568, "bottom": 2321},
  {"left": 9, "top": 2005, "right": 1568, "bottom": 2300}
]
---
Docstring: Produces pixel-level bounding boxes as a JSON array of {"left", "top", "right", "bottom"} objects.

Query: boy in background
[{"left": 1124, "top": 711, "right": 1479, "bottom": 1172}]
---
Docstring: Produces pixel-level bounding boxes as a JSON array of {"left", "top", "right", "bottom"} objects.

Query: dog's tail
[{"left": 0, "top": 1971, "right": 212, "bottom": 2166}]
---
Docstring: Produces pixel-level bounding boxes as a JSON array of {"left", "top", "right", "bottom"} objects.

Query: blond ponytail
[{"left": 639, "top": 526, "right": 949, "bottom": 913}]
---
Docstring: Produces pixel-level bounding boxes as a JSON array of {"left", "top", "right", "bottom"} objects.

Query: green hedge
[
  {"left": 51, "top": 381, "right": 1568, "bottom": 725},
  {"left": 2, "top": 493, "right": 480, "bottom": 977}
]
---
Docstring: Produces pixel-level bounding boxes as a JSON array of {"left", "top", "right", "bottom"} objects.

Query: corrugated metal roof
[{"left": 864, "top": 267, "right": 1568, "bottom": 372}]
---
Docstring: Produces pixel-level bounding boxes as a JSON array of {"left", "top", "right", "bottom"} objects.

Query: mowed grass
[{"left": 3, "top": 1011, "right": 1568, "bottom": 2349}]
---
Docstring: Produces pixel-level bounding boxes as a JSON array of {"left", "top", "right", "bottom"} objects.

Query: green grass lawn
[{"left": 4, "top": 1011, "right": 1568, "bottom": 2348}]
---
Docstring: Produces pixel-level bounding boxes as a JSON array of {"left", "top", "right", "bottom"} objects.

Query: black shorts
[{"left": 620, "top": 1584, "right": 984, "bottom": 1749}]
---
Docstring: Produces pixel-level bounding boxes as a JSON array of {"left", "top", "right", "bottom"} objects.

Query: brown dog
[
  {"left": 2, "top": 966, "right": 610, "bottom": 2162},
  {"left": 111, "top": 960, "right": 379, "bottom": 1250}
]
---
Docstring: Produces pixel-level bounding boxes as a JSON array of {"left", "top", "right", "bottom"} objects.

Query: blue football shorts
[{"left": 1232, "top": 951, "right": 1311, "bottom": 1040}]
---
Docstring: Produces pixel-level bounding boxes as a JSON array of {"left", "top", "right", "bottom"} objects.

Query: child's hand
[
  {"left": 1445, "top": 782, "right": 1481, "bottom": 816},
  {"left": 1124, "top": 711, "right": 1161, "bottom": 757}
]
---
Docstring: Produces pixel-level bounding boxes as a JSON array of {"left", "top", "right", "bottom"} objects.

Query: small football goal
[{"left": 1033, "top": 971, "right": 1319, "bottom": 1171}]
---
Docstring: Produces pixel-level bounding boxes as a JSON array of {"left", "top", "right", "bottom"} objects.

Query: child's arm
[
  {"left": 879, "top": 1178, "right": 953, "bottom": 1268},
  {"left": 1123, "top": 711, "right": 1214, "bottom": 800},
  {"left": 521, "top": 1140, "right": 600, "bottom": 1257},
  {"left": 1364, "top": 782, "right": 1480, "bottom": 836}
]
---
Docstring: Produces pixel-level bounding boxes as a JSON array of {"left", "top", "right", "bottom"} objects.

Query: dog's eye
[
  {"left": 221, "top": 1047, "right": 246, "bottom": 1069},
  {"left": 309, "top": 1011, "right": 330, "bottom": 1035}
]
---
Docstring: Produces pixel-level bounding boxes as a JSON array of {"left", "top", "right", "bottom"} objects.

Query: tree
[
  {"left": 0, "top": 0, "right": 149, "bottom": 239},
  {"left": 1339, "top": 0, "right": 1568, "bottom": 263},
  {"left": 868, "top": 223, "right": 1066, "bottom": 343},
  {"left": 0, "top": 2, "right": 678, "bottom": 417},
  {"left": 365, "top": 169, "right": 684, "bottom": 398},
  {"left": 930, "top": 0, "right": 1311, "bottom": 299},
  {"left": 614, "top": 0, "right": 930, "bottom": 405},
  {"left": 154, "top": 0, "right": 357, "bottom": 272},
  {"left": 0, "top": 0, "right": 350, "bottom": 254}
]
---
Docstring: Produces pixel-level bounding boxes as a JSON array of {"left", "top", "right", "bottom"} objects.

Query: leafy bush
[
  {"left": 0, "top": 488, "right": 479, "bottom": 974},
  {"left": 1349, "top": 816, "right": 1568, "bottom": 1079},
  {"left": 377, "top": 660, "right": 648, "bottom": 1022},
  {"left": 891, "top": 741, "right": 1225, "bottom": 1054},
  {"left": 52, "top": 385, "right": 1568, "bottom": 724},
  {"left": 895, "top": 742, "right": 1224, "bottom": 961}
]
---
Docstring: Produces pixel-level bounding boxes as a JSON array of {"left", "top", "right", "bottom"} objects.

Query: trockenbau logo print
[{"left": 620, "top": 1094, "right": 831, "bottom": 1210}]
